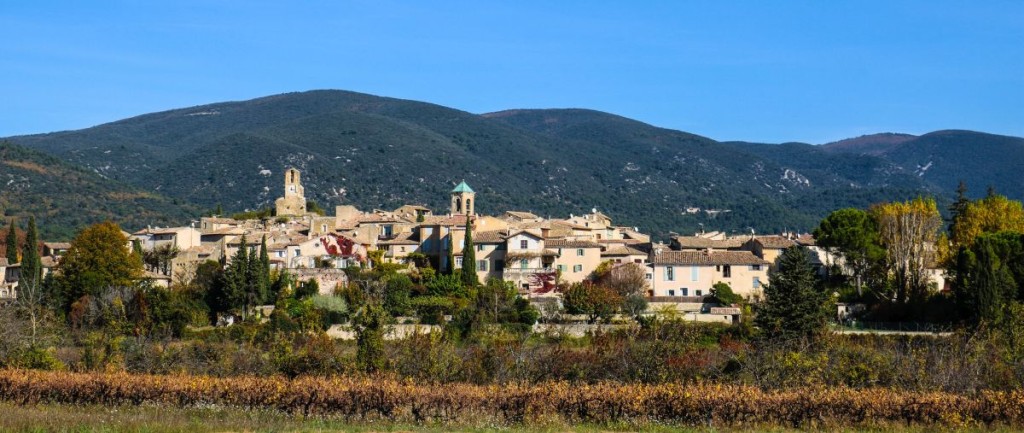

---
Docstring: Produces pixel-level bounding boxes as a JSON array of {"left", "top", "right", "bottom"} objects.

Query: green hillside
[
  {"left": 0, "top": 142, "right": 198, "bottom": 240},
  {"left": 822, "top": 130, "right": 1024, "bottom": 198},
  {"left": 4, "top": 90, "right": 1017, "bottom": 238}
]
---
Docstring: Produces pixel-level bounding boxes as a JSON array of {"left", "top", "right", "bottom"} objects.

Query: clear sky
[{"left": 1, "top": 1, "right": 1021, "bottom": 143}]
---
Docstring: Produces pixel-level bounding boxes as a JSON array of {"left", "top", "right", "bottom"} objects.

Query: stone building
[{"left": 275, "top": 168, "right": 307, "bottom": 216}]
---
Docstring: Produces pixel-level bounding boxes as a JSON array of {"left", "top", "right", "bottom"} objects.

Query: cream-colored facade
[
  {"left": 549, "top": 240, "right": 602, "bottom": 283},
  {"left": 649, "top": 250, "right": 770, "bottom": 299}
]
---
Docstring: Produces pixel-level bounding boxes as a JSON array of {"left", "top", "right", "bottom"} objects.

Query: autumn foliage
[{"left": 2, "top": 369, "right": 1024, "bottom": 427}]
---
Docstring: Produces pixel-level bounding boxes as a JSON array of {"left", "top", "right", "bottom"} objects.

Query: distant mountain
[
  {"left": 823, "top": 133, "right": 917, "bottom": 156},
  {"left": 822, "top": 130, "right": 1024, "bottom": 199},
  {"left": 4, "top": 90, "right": 1020, "bottom": 238},
  {"left": 0, "top": 142, "right": 198, "bottom": 239}
]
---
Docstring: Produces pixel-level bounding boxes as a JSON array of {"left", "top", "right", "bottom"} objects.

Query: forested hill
[
  {"left": 4, "top": 90, "right": 1019, "bottom": 238},
  {"left": 0, "top": 142, "right": 198, "bottom": 240},
  {"left": 821, "top": 130, "right": 1024, "bottom": 199}
]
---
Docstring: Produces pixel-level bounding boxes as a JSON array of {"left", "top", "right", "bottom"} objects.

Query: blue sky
[{"left": 1, "top": 1, "right": 1021, "bottom": 143}]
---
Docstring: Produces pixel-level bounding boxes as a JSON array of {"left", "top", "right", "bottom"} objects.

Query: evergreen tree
[
  {"left": 813, "top": 208, "right": 884, "bottom": 297},
  {"left": 948, "top": 180, "right": 970, "bottom": 237},
  {"left": 215, "top": 203, "right": 224, "bottom": 217},
  {"left": 5, "top": 218, "right": 18, "bottom": 264},
  {"left": 20, "top": 216, "right": 42, "bottom": 289},
  {"left": 258, "top": 235, "right": 271, "bottom": 303},
  {"left": 461, "top": 215, "right": 478, "bottom": 287},
  {"left": 446, "top": 230, "right": 456, "bottom": 275},
  {"left": 955, "top": 232, "right": 1024, "bottom": 326},
  {"left": 354, "top": 301, "right": 389, "bottom": 373},
  {"left": 131, "top": 239, "right": 143, "bottom": 258},
  {"left": 971, "top": 238, "right": 1004, "bottom": 324},
  {"left": 225, "top": 235, "right": 250, "bottom": 317},
  {"left": 246, "top": 242, "right": 261, "bottom": 309},
  {"left": 755, "top": 246, "right": 828, "bottom": 340}
]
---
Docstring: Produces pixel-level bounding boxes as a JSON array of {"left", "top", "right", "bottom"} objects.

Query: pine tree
[
  {"left": 461, "top": 215, "right": 478, "bottom": 287},
  {"left": 755, "top": 246, "right": 828, "bottom": 340},
  {"left": 20, "top": 216, "right": 42, "bottom": 289},
  {"left": 215, "top": 203, "right": 224, "bottom": 217},
  {"left": 5, "top": 218, "right": 18, "bottom": 264}
]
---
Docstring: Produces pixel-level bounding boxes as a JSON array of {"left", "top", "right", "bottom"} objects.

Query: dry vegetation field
[{"left": 2, "top": 369, "right": 1024, "bottom": 431}]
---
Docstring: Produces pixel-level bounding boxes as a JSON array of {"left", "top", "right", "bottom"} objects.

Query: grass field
[{"left": 0, "top": 401, "right": 1019, "bottom": 433}]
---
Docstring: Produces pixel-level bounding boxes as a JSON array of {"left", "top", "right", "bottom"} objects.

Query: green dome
[{"left": 452, "top": 181, "right": 474, "bottom": 193}]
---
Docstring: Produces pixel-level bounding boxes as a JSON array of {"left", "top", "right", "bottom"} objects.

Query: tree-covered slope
[
  {"left": 4, "top": 90, "right": 1019, "bottom": 238},
  {"left": 823, "top": 130, "right": 1024, "bottom": 198},
  {"left": 0, "top": 142, "right": 197, "bottom": 239}
]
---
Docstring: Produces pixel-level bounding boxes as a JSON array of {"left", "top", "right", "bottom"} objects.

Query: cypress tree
[
  {"left": 130, "top": 239, "right": 144, "bottom": 269},
  {"left": 258, "top": 235, "right": 271, "bottom": 303},
  {"left": 226, "top": 235, "right": 250, "bottom": 316},
  {"left": 972, "top": 238, "right": 1001, "bottom": 324},
  {"left": 948, "top": 180, "right": 969, "bottom": 237},
  {"left": 5, "top": 218, "right": 17, "bottom": 264},
  {"left": 446, "top": 230, "right": 456, "bottom": 275},
  {"left": 461, "top": 215, "right": 478, "bottom": 287},
  {"left": 20, "top": 216, "right": 42, "bottom": 289},
  {"left": 246, "top": 239, "right": 261, "bottom": 310},
  {"left": 755, "top": 246, "right": 828, "bottom": 340}
]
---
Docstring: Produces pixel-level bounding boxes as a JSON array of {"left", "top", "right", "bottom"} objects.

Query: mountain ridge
[{"left": 4, "top": 89, "right": 1019, "bottom": 238}]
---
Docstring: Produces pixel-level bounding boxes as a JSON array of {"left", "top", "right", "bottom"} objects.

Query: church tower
[
  {"left": 275, "top": 168, "right": 307, "bottom": 216},
  {"left": 450, "top": 181, "right": 475, "bottom": 215}
]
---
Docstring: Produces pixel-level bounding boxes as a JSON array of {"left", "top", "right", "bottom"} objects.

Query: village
[{"left": 2, "top": 167, "right": 947, "bottom": 327}]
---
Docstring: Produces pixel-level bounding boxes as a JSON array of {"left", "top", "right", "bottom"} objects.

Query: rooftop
[
  {"left": 652, "top": 250, "right": 770, "bottom": 266},
  {"left": 451, "top": 181, "right": 474, "bottom": 193}
]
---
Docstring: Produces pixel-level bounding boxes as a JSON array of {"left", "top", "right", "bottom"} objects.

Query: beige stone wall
[
  {"left": 552, "top": 247, "right": 602, "bottom": 283},
  {"left": 650, "top": 263, "right": 767, "bottom": 299},
  {"left": 472, "top": 243, "right": 506, "bottom": 283}
]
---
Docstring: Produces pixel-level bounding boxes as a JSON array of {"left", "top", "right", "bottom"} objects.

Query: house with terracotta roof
[
  {"left": 0, "top": 258, "right": 18, "bottom": 300},
  {"left": 499, "top": 229, "right": 556, "bottom": 292},
  {"left": 470, "top": 230, "right": 510, "bottom": 283},
  {"left": 669, "top": 235, "right": 744, "bottom": 251},
  {"left": 648, "top": 248, "right": 770, "bottom": 299},
  {"left": 600, "top": 240, "right": 651, "bottom": 265},
  {"left": 740, "top": 235, "right": 798, "bottom": 269},
  {"left": 548, "top": 239, "right": 603, "bottom": 283},
  {"left": 379, "top": 231, "right": 420, "bottom": 263}
]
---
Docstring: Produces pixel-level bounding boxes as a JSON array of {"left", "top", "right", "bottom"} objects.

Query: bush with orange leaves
[{"left": 2, "top": 369, "right": 1024, "bottom": 428}]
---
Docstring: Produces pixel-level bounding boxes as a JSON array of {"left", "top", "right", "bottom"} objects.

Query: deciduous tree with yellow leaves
[{"left": 871, "top": 197, "right": 942, "bottom": 304}]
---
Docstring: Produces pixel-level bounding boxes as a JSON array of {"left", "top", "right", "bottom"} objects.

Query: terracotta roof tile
[
  {"left": 473, "top": 230, "right": 507, "bottom": 244},
  {"left": 652, "top": 250, "right": 769, "bottom": 266},
  {"left": 754, "top": 236, "right": 798, "bottom": 249},
  {"left": 671, "top": 236, "right": 744, "bottom": 250},
  {"left": 379, "top": 232, "right": 420, "bottom": 245},
  {"left": 546, "top": 239, "right": 602, "bottom": 248}
]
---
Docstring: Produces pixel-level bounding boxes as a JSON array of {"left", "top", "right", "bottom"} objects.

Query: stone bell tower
[
  {"left": 450, "top": 181, "right": 475, "bottom": 215},
  {"left": 274, "top": 168, "right": 307, "bottom": 216}
]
